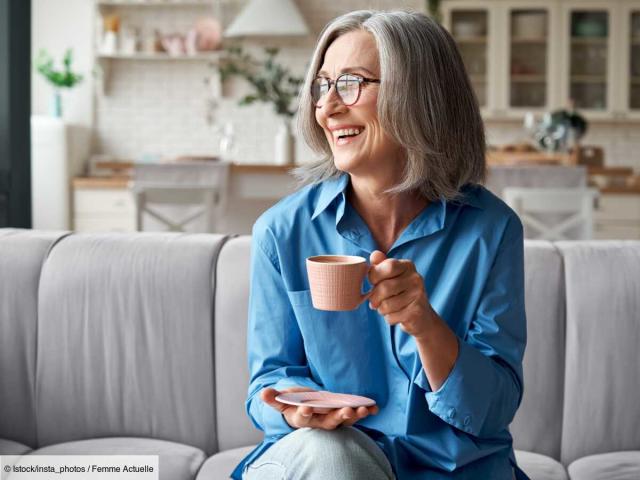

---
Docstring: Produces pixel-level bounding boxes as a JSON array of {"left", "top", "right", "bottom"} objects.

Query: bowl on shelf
[{"left": 573, "top": 19, "right": 607, "bottom": 38}]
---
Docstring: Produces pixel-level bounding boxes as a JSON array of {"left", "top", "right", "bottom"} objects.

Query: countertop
[{"left": 73, "top": 162, "right": 640, "bottom": 195}]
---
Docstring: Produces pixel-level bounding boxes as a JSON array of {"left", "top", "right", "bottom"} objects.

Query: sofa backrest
[
  {"left": 34, "top": 233, "right": 225, "bottom": 455},
  {"left": 511, "top": 241, "right": 566, "bottom": 460},
  {"left": 214, "top": 236, "right": 262, "bottom": 451},
  {"left": 557, "top": 241, "right": 640, "bottom": 465},
  {"left": 0, "top": 230, "right": 69, "bottom": 448}
]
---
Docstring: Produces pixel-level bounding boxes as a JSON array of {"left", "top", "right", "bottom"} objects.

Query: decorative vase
[
  {"left": 274, "top": 117, "right": 295, "bottom": 165},
  {"left": 49, "top": 90, "right": 62, "bottom": 118}
]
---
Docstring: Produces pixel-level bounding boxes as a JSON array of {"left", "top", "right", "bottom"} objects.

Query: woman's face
[{"left": 314, "top": 30, "right": 405, "bottom": 179}]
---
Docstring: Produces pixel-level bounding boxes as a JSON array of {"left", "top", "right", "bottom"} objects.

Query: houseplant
[
  {"left": 35, "top": 49, "right": 83, "bottom": 118},
  {"left": 218, "top": 46, "right": 303, "bottom": 164}
]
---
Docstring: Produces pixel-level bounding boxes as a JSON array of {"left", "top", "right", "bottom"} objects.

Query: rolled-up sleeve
[
  {"left": 245, "top": 225, "right": 322, "bottom": 438},
  {"left": 414, "top": 214, "right": 526, "bottom": 438}
]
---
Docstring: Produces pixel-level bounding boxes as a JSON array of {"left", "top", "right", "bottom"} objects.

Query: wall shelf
[
  {"left": 93, "top": 0, "right": 223, "bottom": 95},
  {"left": 97, "top": 1, "right": 213, "bottom": 6},
  {"left": 95, "top": 52, "right": 221, "bottom": 95},
  {"left": 97, "top": 52, "right": 221, "bottom": 61}
]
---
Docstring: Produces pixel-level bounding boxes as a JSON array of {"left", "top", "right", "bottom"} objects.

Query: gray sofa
[{"left": 1, "top": 228, "right": 639, "bottom": 480}]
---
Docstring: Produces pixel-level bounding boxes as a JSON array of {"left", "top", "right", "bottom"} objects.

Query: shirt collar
[
  {"left": 311, "top": 173, "right": 350, "bottom": 220},
  {"left": 453, "top": 184, "right": 484, "bottom": 210},
  {"left": 310, "top": 175, "right": 483, "bottom": 222}
]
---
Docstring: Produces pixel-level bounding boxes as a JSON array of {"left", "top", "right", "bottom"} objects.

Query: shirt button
[
  {"left": 448, "top": 407, "right": 456, "bottom": 419},
  {"left": 464, "top": 415, "right": 472, "bottom": 426}
]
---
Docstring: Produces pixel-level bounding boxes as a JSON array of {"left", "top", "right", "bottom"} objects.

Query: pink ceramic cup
[{"left": 306, "top": 255, "right": 370, "bottom": 311}]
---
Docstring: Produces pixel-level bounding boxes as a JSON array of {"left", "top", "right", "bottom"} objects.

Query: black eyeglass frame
[{"left": 311, "top": 73, "right": 381, "bottom": 108}]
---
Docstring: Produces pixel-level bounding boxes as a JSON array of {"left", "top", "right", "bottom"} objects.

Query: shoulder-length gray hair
[{"left": 295, "top": 10, "right": 486, "bottom": 201}]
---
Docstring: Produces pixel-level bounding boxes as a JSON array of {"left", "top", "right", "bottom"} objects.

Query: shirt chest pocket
[{"left": 286, "top": 289, "right": 387, "bottom": 395}]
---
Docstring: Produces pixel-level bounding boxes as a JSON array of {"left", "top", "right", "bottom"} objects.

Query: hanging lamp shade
[{"left": 224, "top": 0, "right": 310, "bottom": 37}]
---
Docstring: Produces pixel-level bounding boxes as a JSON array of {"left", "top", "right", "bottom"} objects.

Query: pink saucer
[{"left": 275, "top": 391, "right": 376, "bottom": 411}]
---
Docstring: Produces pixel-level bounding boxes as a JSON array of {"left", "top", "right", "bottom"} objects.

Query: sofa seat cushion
[
  {"left": 0, "top": 438, "right": 32, "bottom": 455},
  {"left": 515, "top": 450, "right": 568, "bottom": 480},
  {"left": 29, "top": 437, "right": 205, "bottom": 480},
  {"left": 196, "top": 446, "right": 256, "bottom": 480},
  {"left": 568, "top": 451, "right": 640, "bottom": 480}
]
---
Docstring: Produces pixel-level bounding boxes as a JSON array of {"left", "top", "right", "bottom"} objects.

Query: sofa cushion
[
  {"left": 515, "top": 450, "right": 568, "bottom": 480},
  {"left": 511, "top": 241, "right": 565, "bottom": 460},
  {"left": 568, "top": 451, "right": 640, "bottom": 480},
  {"left": 35, "top": 233, "right": 226, "bottom": 454},
  {"left": 196, "top": 446, "right": 256, "bottom": 480},
  {"left": 0, "top": 438, "right": 33, "bottom": 455},
  {"left": 28, "top": 437, "right": 205, "bottom": 480},
  {"left": 214, "top": 236, "right": 262, "bottom": 451},
  {"left": 556, "top": 241, "right": 640, "bottom": 465},
  {"left": 0, "top": 229, "right": 69, "bottom": 448}
]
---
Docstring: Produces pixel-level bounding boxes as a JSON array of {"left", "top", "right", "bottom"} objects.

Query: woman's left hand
[{"left": 367, "top": 250, "right": 435, "bottom": 339}]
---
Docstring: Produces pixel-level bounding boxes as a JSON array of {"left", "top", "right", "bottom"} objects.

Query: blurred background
[{"left": 2, "top": 0, "right": 640, "bottom": 238}]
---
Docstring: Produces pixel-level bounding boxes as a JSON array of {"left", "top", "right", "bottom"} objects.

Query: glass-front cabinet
[
  {"left": 560, "top": 2, "right": 616, "bottom": 118},
  {"left": 446, "top": 7, "right": 491, "bottom": 110},
  {"left": 631, "top": 11, "right": 640, "bottom": 110},
  {"left": 442, "top": 0, "right": 640, "bottom": 121},
  {"left": 621, "top": 2, "right": 640, "bottom": 118},
  {"left": 504, "top": 4, "right": 559, "bottom": 115}
]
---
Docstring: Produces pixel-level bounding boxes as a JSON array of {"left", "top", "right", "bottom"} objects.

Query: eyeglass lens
[{"left": 312, "top": 74, "right": 360, "bottom": 106}]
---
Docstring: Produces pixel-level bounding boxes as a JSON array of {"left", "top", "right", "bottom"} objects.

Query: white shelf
[
  {"left": 97, "top": 52, "right": 221, "bottom": 61},
  {"left": 95, "top": 51, "right": 222, "bottom": 95},
  {"left": 97, "top": 0, "right": 213, "bottom": 6}
]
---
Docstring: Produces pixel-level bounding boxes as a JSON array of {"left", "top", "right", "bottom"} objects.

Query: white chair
[
  {"left": 503, "top": 187, "right": 599, "bottom": 241},
  {"left": 131, "top": 162, "right": 229, "bottom": 233}
]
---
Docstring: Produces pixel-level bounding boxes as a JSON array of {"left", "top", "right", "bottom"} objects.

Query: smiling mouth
[{"left": 332, "top": 127, "right": 364, "bottom": 144}]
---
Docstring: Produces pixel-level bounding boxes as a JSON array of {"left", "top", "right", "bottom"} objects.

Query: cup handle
[{"left": 358, "top": 264, "right": 373, "bottom": 306}]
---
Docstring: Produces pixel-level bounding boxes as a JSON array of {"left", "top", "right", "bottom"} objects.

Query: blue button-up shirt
[{"left": 231, "top": 173, "right": 528, "bottom": 479}]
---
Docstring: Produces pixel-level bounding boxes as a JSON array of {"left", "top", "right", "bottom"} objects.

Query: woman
[{"left": 232, "top": 10, "right": 528, "bottom": 480}]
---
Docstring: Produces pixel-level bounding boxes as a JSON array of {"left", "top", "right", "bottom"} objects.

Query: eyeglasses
[{"left": 311, "top": 73, "right": 380, "bottom": 107}]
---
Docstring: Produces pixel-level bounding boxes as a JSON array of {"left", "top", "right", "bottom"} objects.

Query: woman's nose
[{"left": 319, "top": 87, "right": 347, "bottom": 116}]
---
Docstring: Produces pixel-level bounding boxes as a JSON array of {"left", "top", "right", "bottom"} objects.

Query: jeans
[{"left": 242, "top": 427, "right": 395, "bottom": 480}]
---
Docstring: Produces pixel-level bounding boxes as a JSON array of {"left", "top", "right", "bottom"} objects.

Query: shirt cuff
[{"left": 414, "top": 339, "right": 490, "bottom": 436}]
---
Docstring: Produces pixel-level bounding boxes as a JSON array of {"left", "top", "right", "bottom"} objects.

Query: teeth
[{"left": 332, "top": 128, "right": 362, "bottom": 138}]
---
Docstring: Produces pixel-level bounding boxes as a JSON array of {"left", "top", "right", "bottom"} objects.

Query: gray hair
[{"left": 295, "top": 10, "right": 486, "bottom": 201}]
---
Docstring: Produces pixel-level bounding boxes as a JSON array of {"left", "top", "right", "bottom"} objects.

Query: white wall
[{"left": 31, "top": 0, "right": 94, "bottom": 128}]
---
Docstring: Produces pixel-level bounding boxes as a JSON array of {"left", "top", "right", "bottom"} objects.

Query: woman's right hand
[{"left": 260, "top": 387, "right": 379, "bottom": 430}]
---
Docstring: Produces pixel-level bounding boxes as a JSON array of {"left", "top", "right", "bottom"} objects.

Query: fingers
[
  {"left": 341, "top": 406, "right": 375, "bottom": 427},
  {"left": 375, "top": 293, "right": 412, "bottom": 316},
  {"left": 291, "top": 405, "right": 377, "bottom": 430},
  {"left": 368, "top": 277, "right": 407, "bottom": 309},
  {"left": 368, "top": 258, "right": 414, "bottom": 285},
  {"left": 260, "top": 388, "right": 287, "bottom": 413},
  {"left": 369, "top": 250, "right": 386, "bottom": 266}
]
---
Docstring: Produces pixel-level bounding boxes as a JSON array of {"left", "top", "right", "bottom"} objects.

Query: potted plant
[
  {"left": 218, "top": 46, "right": 303, "bottom": 165},
  {"left": 35, "top": 49, "right": 83, "bottom": 118}
]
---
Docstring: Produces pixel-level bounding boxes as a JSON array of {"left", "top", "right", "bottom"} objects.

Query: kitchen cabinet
[
  {"left": 73, "top": 178, "right": 137, "bottom": 232},
  {"left": 442, "top": 2, "right": 494, "bottom": 115},
  {"left": 71, "top": 165, "right": 298, "bottom": 234},
  {"left": 620, "top": 1, "right": 640, "bottom": 119},
  {"left": 442, "top": 0, "right": 640, "bottom": 121},
  {"left": 558, "top": 1, "right": 616, "bottom": 119},
  {"left": 594, "top": 193, "right": 640, "bottom": 239}
]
